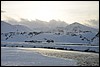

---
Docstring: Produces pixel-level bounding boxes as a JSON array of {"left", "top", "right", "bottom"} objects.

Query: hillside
[
  {"left": 1, "top": 21, "right": 32, "bottom": 33},
  {"left": 65, "top": 22, "right": 98, "bottom": 33},
  {"left": 1, "top": 21, "right": 99, "bottom": 45}
]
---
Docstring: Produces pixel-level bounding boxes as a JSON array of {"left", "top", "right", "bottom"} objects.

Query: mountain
[
  {"left": 1, "top": 21, "right": 32, "bottom": 33},
  {"left": 91, "top": 32, "right": 99, "bottom": 45},
  {"left": 1, "top": 21, "right": 99, "bottom": 45},
  {"left": 65, "top": 22, "right": 98, "bottom": 33}
]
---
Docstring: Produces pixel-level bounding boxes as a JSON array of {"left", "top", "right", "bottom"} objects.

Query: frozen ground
[
  {"left": 1, "top": 41, "right": 99, "bottom": 52},
  {"left": 1, "top": 47, "right": 99, "bottom": 66},
  {"left": 22, "top": 48, "right": 99, "bottom": 66},
  {"left": 1, "top": 47, "right": 77, "bottom": 66},
  {"left": 1, "top": 41, "right": 99, "bottom": 66}
]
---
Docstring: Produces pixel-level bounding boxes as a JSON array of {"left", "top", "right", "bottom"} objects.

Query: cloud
[
  {"left": 87, "top": 19, "right": 99, "bottom": 25},
  {"left": 6, "top": 17, "right": 68, "bottom": 31},
  {"left": 85, "top": 19, "right": 99, "bottom": 29},
  {"left": 5, "top": 16, "right": 20, "bottom": 25}
]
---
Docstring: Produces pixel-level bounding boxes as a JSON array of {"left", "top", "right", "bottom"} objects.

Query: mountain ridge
[
  {"left": 65, "top": 22, "right": 98, "bottom": 33},
  {"left": 1, "top": 21, "right": 32, "bottom": 33}
]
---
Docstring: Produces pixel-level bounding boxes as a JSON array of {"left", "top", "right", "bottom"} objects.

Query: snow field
[
  {"left": 1, "top": 47, "right": 77, "bottom": 66},
  {"left": 1, "top": 41, "right": 99, "bottom": 52},
  {"left": 24, "top": 48, "right": 99, "bottom": 66}
]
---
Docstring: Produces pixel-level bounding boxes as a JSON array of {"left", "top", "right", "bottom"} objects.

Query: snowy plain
[
  {"left": 1, "top": 41, "right": 99, "bottom": 52},
  {"left": 1, "top": 47, "right": 77, "bottom": 66},
  {"left": 1, "top": 47, "right": 99, "bottom": 66},
  {"left": 1, "top": 21, "right": 99, "bottom": 66}
]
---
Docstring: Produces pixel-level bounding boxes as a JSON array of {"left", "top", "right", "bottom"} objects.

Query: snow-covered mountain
[
  {"left": 91, "top": 32, "right": 99, "bottom": 45},
  {"left": 65, "top": 22, "right": 98, "bottom": 33},
  {"left": 1, "top": 21, "right": 32, "bottom": 33},
  {"left": 1, "top": 21, "right": 99, "bottom": 45},
  {"left": 50, "top": 22, "right": 98, "bottom": 35}
]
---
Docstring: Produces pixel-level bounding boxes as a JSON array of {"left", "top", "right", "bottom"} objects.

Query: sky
[{"left": 1, "top": 1, "right": 99, "bottom": 28}]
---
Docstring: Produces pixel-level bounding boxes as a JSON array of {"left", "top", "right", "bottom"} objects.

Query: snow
[
  {"left": 91, "top": 36, "right": 99, "bottom": 45},
  {"left": 65, "top": 22, "right": 98, "bottom": 33},
  {"left": 1, "top": 32, "right": 96, "bottom": 43},
  {"left": 1, "top": 21, "right": 99, "bottom": 45},
  {"left": 30, "top": 48, "right": 99, "bottom": 66},
  {"left": 1, "top": 47, "right": 77, "bottom": 66},
  {"left": 1, "top": 21, "right": 31, "bottom": 33},
  {"left": 1, "top": 41, "right": 99, "bottom": 52},
  {"left": 1, "top": 18, "right": 99, "bottom": 66}
]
